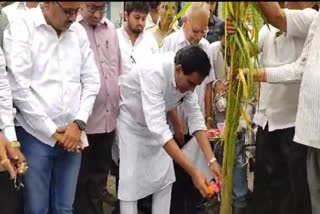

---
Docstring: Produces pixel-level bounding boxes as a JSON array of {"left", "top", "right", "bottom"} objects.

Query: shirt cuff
[
  {"left": 2, "top": 126, "right": 17, "bottom": 142},
  {"left": 75, "top": 110, "right": 90, "bottom": 124},
  {"left": 159, "top": 130, "right": 173, "bottom": 147},
  {"left": 44, "top": 118, "right": 58, "bottom": 138},
  {"left": 265, "top": 67, "right": 280, "bottom": 83},
  {"left": 189, "top": 121, "right": 207, "bottom": 135}
]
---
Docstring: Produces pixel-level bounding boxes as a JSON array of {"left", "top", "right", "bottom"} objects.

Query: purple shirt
[{"left": 78, "top": 15, "right": 121, "bottom": 134}]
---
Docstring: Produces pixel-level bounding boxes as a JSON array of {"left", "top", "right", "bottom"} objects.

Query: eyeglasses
[
  {"left": 85, "top": 4, "right": 107, "bottom": 14},
  {"left": 56, "top": 2, "right": 79, "bottom": 17}
]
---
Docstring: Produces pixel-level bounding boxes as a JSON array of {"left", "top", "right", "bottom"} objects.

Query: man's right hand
[
  {"left": 191, "top": 167, "right": 212, "bottom": 198},
  {"left": 0, "top": 136, "right": 18, "bottom": 178},
  {"left": 174, "top": 125, "right": 185, "bottom": 147},
  {"left": 167, "top": 109, "right": 186, "bottom": 147}
]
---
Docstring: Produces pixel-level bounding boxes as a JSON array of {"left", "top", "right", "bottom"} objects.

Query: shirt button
[
  {"left": 107, "top": 109, "right": 109, "bottom": 112},
  {"left": 101, "top": 61, "right": 104, "bottom": 64}
]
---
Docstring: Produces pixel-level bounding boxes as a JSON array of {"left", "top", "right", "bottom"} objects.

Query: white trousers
[{"left": 120, "top": 184, "right": 172, "bottom": 214}]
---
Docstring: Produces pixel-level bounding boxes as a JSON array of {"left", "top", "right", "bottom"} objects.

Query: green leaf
[{"left": 168, "top": 2, "right": 192, "bottom": 31}]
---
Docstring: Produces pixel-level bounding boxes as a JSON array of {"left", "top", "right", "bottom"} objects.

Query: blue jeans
[
  {"left": 214, "top": 140, "right": 248, "bottom": 208},
  {"left": 16, "top": 127, "right": 81, "bottom": 214}
]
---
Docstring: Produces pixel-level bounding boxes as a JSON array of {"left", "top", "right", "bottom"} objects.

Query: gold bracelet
[
  {"left": 206, "top": 116, "right": 213, "bottom": 121},
  {"left": 10, "top": 141, "right": 21, "bottom": 148}
]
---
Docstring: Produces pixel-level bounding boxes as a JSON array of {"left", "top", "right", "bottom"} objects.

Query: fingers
[
  {"left": 6, "top": 144, "right": 18, "bottom": 161},
  {"left": 226, "top": 15, "right": 237, "bottom": 35},
  {"left": 0, "top": 157, "right": 16, "bottom": 179},
  {"left": 56, "top": 126, "right": 67, "bottom": 133},
  {"left": 179, "top": 135, "right": 185, "bottom": 146}
]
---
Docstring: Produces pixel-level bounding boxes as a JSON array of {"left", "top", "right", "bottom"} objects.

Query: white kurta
[{"left": 117, "top": 52, "right": 206, "bottom": 201}]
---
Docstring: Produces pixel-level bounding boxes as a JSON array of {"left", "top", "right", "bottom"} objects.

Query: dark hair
[
  {"left": 174, "top": 45, "right": 211, "bottom": 78},
  {"left": 124, "top": 2, "right": 149, "bottom": 15},
  {"left": 148, "top": 2, "right": 162, "bottom": 10}
]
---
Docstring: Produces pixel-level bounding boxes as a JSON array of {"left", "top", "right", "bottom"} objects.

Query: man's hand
[
  {"left": 174, "top": 125, "right": 185, "bottom": 147},
  {"left": 0, "top": 135, "right": 18, "bottom": 178},
  {"left": 191, "top": 167, "right": 212, "bottom": 198},
  {"left": 7, "top": 143, "right": 28, "bottom": 175},
  {"left": 226, "top": 15, "right": 237, "bottom": 35},
  {"left": 236, "top": 68, "right": 266, "bottom": 82},
  {"left": 167, "top": 109, "right": 185, "bottom": 147},
  {"left": 214, "top": 80, "right": 228, "bottom": 95},
  {"left": 58, "top": 123, "right": 82, "bottom": 152},
  {"left": 206, "top": 120, "right": 213, "bottom": 130},
  {"left": 209, "top": 161, "right": 223, "bottom": 187}
]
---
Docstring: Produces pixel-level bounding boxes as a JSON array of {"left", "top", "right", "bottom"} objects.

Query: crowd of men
[{"left": 0, "top": 1, "right": 320, "bottom": 214}]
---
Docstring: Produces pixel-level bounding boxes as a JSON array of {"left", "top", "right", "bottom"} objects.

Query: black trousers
[
  {"left": 0, "top": 172, "right": 24, "bottom": 214},
  {"left": 251, "top": 125, "right": 311, "bottom": 214},
  {"left": 73, "top": 131, "right": 116, "bottom": 214}
]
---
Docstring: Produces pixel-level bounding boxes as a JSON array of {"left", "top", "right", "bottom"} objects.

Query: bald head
[
  {"left": 183, "top": 2, "right": 210, "bottom": 45},
  {"left": 185, "top": 2, "right": 210, "bottom": 21}
]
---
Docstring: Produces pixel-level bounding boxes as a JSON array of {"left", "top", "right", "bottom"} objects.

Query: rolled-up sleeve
[
  {"left": 285, "top": 8, "right": 318, "bottom": 38},
  {"left": 3, "top": 17, "right": 58, "bottom": 138},
  {"left": 76, "top": 25, "right": 101, "bottom": 123},
  {"left": 183, "top": 92, "right": 207, "bottom": 134},
  {"left": 139, "top": 68, "right": 173, "bottom": 146}
]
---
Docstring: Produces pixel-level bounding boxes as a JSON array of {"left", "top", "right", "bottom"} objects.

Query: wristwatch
[
  {"left": 73, "top": 119, "right": 86, "bottom": 131},
  {"left": 208, "top": 157, "right": 217, "bottom": 167}
]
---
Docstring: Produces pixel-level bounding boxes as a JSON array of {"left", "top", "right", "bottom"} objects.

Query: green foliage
[{"left": 219, "top": 2, "right": 264, "bottom": 214}]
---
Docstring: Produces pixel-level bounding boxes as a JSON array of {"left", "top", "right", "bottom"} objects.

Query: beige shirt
[{"left": 146, "top": 23, "right": 180, "bottom": 48}]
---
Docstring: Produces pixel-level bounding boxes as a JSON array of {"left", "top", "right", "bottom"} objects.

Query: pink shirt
[{"left": 78, "top": 15, "right": 121, "bottom": 134}]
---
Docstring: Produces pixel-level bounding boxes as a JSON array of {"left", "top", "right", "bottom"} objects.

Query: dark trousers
[
  {"left": 0, "top": 172, "right": 24, "bottom": 214},
  {"left": 251, "top": 125, "right": 311, "bottom": 214},
  {"left": 170, "top": 134, "right": 204, "bottom": 214},
  {"left": 74, "top": 131, "right": 116, "bottom": 214}
]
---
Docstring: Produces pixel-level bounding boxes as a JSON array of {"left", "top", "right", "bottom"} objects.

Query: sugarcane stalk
[{"left": 220, "top": 2, "right": 264, "bottom": 213}]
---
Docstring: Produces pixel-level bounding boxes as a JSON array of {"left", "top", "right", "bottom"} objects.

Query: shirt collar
[{"left": 34, "top": 5, "right": 75, "bottom": 32}]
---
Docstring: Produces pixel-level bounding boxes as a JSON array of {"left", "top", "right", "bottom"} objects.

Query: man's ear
[
  {"left": 175, "top": 64, "right": 183, "bottom": 75},
  {"left": 43, "top": 2, "right": 50, "bottom": 10},
  {"left": 124, "top": 11, "right": 129, "bottom": 22}
]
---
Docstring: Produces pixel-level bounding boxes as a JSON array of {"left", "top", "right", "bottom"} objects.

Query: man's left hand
[{"left": 59, "top": 123, "right": 82, "bottom": 152}]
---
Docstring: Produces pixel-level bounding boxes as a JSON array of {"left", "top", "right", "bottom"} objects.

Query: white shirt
[
  {"left": 2, "top": 2, "right": 34, "bottom": 21},
  {"left": 209, "top": 41, "right": 225, "bottom": 80},
  {"left": 3, "top": 6, "right": 100, "bottom": 147},
  {"left": 253, "top": 8, "right": 317, "bottom": 132},
  {"left": 161, "top": 29, "right": 215, "bottom": 133},
  {"left": 0, "top": 48, "right": 17, "bottom": 141},
  {"left": 116, "top": 27, "right": 158, "bottom": 75},
  {"left": 117, "top": 52, "right": 206, "bottom": 200},
  {"left": 265, "top": 9, "right": 320, "bottom": 148}
]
